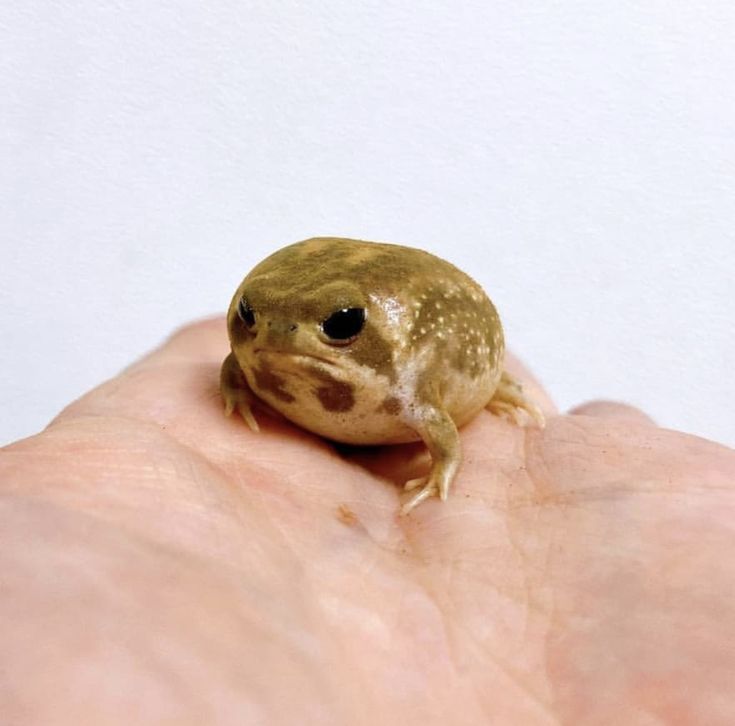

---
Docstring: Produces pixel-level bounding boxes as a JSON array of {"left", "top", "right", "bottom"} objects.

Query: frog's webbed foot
[
  {"left": 220, "top": 352, "right": 260, "bottom": 432},
  {"left": 486, "top": 370, "right": 545, "bottom": 428},
  {"left": 400, "top": 406, "right": 461, "bottom": 515}
]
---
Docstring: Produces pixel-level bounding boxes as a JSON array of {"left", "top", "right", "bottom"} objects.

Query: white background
[{"left": 1, "top": 1, "right": 733, "bottom": 447}]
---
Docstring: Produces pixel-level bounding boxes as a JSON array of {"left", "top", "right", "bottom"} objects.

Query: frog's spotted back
[
  {"left": 240, "top": 237, "right": 502, "bottom": 380},
  {"left": 403, "top": 273, "right": 503, "bottom": 379}
]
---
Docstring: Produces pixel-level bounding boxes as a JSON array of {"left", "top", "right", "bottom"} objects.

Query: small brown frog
[{"left": 221, "top": 237, "right": 544, "bottom": 513}]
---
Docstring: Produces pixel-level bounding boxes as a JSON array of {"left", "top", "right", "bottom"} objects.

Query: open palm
[{"left": 2, "top": 319, "right": 733, "bottom": 725}]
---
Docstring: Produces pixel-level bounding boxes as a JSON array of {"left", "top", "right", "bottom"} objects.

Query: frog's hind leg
[
  {"left": 486, "top": 371, "right": 545, "bottom": 427},
  {"left": 401, "top": 406, "right": 461, "bottom": 515}
]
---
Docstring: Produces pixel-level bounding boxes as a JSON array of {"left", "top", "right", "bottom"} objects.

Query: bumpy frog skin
[{"left": 221, "top": 237, "right": 544, "bottom": 513}]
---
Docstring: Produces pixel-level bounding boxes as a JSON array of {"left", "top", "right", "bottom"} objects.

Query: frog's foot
[
  {"left": 400, "top": 405, "right": 461, "bottom": 515},
  {"left": 486, "top": 371, "right": 545, "bottom": 427},
  {"left": 401, "top": 476, "right": 438, "bottom": 514},
  {"left": 220, "top": 352, "right": 260, "bottom": 432},
  {"left": 222, "top": 387, "right": 259, "bottom": 432}
]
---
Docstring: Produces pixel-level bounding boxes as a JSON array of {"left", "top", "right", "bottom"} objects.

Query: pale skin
[{"left": 1, "top": 318, "right": 734, "bottom": 725}]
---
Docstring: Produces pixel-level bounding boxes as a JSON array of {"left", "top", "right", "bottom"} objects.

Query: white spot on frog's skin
[{"left": 373, "top": 293, "right": 403, "bottom": 327}]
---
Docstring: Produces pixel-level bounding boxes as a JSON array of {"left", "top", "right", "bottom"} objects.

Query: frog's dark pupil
[
  {"left": 237, "top": 298, "right": 256, "bottom": 328},
  {"left": 322, "top": 307, "right": 366, "bottom": 341}
]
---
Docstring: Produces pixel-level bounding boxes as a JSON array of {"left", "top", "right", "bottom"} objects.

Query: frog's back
[
  {"left": 249, "top": 236, "right": 458, "bottom": 294},
  {"left": 269, "top": 235, "right": 504, "bottom": 375},
  {"left": 253, "top": 236, "right": 487, "bottom": 304}
]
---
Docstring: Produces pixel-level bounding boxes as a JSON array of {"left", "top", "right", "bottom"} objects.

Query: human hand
[{"left": 2, "top": 319, "right": 733, "bottom": 724}]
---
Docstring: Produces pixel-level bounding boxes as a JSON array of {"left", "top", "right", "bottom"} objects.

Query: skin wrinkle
[
  {"left": 534, "top": 423, "right": 728, "bottom": 722},
  {"left": 430, "top": 527, "right": 558, "bottom": 721},
  {"left": 463, "top": 635, "right": 560, "bottom": 725},
  {"left": 1, "top": 491, "right": 203, "bottom": 581},
  {"left": 0, "top": 500, "right": 219, "bottom": 723},
  {"left": 65, "top": 415, "right": 239, "bottom": 494},
  {"left": 396, "top": 557, "right": 467, "bottom": 704},
  {"left": 5, "top": 417, "right": 284, "bottom": 569},
  {"left": 57, "top": 452, "right": 227, "bottom": 551},
  {"left": 503, "top": 428, "right": 561, "bottom": 710},
  {"left": 268, "top": 450, "right": 407, "bottom": 560},
  {"left": 519, "top": 424, "right": 568, "bottom": 508},
  {"left": 324, "top": 418, "right": 548, "bottom": 710},
  {"left": 333, "top": 504, "right": 405, "bottom": 557},
  {"left": 307, "top": 515, "right": 469, "bottom": 721},
  {"left": 251, "top": 485, "right": 323, "bottom": 574},
  {"left": 62, "top": 375, "right": 279, "bottom": 492},
  {"left": 63, "top": 364, "right": 224, "bottom": 430},
  {"left": 394, "top": 510, "right": 553, "bottom": 720},
  {"left": 447, "top": 555, "right": 556, "bottom": 620}
]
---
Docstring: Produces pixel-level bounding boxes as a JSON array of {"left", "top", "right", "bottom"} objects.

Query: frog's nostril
[{"left": 267, "top": 320, "right": 298, "bottom": 333}]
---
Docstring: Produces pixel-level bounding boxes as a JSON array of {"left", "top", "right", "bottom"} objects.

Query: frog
[{"left": 220, "top": 237, "right": 545, "bottom": 514}]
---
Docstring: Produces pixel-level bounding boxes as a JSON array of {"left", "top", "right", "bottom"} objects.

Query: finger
[
  {"left": 569, "top": 400, "right": 655, "bottom": 426},
  {"left": 131, "top": 316, "right": 228, "bottom": 369},
  {"left": 52, "top": 317, "right": 229, "bottom": 427}
]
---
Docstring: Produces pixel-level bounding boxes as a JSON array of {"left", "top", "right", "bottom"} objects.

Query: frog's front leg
[
  {"left": 220, "top": 352, "right": 260, "bottom": 432},
  {"left": 486, "top": 370, "right": 545, "bottom": 427},
  {"left": 401, "top": 406, "right": 461, "bottom": 515}
]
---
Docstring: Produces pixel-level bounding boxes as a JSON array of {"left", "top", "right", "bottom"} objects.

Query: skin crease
[{"left": 1, "top": 319, "right": 734, "bottom": 725}]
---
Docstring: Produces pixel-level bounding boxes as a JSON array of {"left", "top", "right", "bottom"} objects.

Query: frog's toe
[
  {"left": 401, "top": 466, "right": 453, "bottom": 513},
  {"left": 486, "top": 399, "right": 521, "bottom": 423},
  {"left": 487, "top": 371, "right": 546, "bottom": 428},
  {"left": 222, "top": 390, "right": 260, "bottom": 432},
  {"left": 401, "top": 478, "right": 438, "bottom": 514},
  {"left": 404, "top": 476, "right": 426, "bottom": 492},
  {"left": 236, "top": 401, "right": 260, "bottom": 432}
]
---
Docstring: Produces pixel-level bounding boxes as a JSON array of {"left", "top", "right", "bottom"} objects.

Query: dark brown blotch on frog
[
  {"left": 308, "top": 367, "right": 356, "bottom": 412},
  {"left": 378, "top": 396, "right": 402, "bottom": 415},
  {"left": 252, "top": 366, "right": 295, "bottom": 403}
]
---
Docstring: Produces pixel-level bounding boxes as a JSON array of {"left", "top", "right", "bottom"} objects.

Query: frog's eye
[
  {"left": 321, "top": 307, "right": 366, "bottom": 344},
  {"left": 237, "top": 297, "right": 256, "bottom": 329}
]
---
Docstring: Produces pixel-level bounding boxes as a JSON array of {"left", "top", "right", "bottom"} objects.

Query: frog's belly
[
  {"left": 275, "top": 397, "right": 423, "bottom": 445},
  {"left": 246, "top": 361, "right": 498, "bottom": 446}
]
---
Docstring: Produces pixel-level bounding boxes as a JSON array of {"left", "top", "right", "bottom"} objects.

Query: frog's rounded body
[{"left": 221, "top": 237, "right": 542, "bottom": 513}]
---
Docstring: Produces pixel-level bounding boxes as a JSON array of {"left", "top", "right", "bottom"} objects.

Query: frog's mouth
[{"left": 253, "top": 348, "right": 338, "bottom": 369}]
